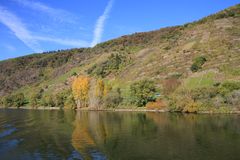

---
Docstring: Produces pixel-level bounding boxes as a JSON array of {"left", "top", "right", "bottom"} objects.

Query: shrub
[
  {"left": 87, "top": 64, "right": 97, "bottom": 74},
  {"left": 104, "top": 88, "right": 122, "bottom": 108},
  {"left": 221, "top": 81, "right": 240, "bottom": 92},
  {"left": 55, "top": 89, "right": 76, "bottom": 109},
  {"left": 169, "top": 93, "right": 204, "bottom": 113},
  {"left": 191, "top": 56, "right": 207, "bottom": 72},
  {"left": 218, "top": 81, "right": 240, "bottom": 97},
  {"left": 190, "top": 87, "right": 219, "bottom": 101},
  {"left": 146, "top": 99, "right": 166, "bottom": 110},
  {"left": 3, "top": 93, "right": 26, "bottom": 108},
  {"left": 130, "top": 80, "right": 156, "bottom": 107},
  {"left": 40, "top": 95, "right": 55, "bottom": 107},
  {"left": 163, "top": 77, "right": 181, "bottom": 94},
  {"left": 55, "top": 93, "right": 66, "bottom": 108},
  {"left": 3, "top": 96, "right": 13, "bottom": 108},
  {"left": 183, "top": 100, "right": 199, "bottom": 113},
  {"left": 88, "top": 53, "right": 129, "bottom": 78},
  {"left": 71, "top": 72, "right": 77, "bottom": 76},
  {"left": 29, "top": 89, "right": 44, "bottom": 107},
  {"left": 0, "top": 98, "right": 3, "bottom": 106},
  {"left": 64, "top": 94, "right": 76, "bottom": 109},
  {"left": 190, "top": 64, "right": 199, "bottom": 72},
  {"left": 225, "top": 90, "right": 240, "bottom": 106}
]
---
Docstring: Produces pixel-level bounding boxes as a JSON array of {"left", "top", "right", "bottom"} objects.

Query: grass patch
[{"left": 183, "top": 72, "right": 215, "bottom": 90}]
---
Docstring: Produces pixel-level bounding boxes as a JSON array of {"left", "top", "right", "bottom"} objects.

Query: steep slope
[{"left": 0, "top": 4, "right": 239, "bottom": 111}]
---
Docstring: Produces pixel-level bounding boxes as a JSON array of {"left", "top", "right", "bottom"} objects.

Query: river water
[{"left": 0, "top": 109, "right": 240, "bottom": 160}]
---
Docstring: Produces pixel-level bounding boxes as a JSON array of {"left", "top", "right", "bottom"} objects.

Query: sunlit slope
[{"left": 0, "top": 4, "right": 239, "bottom": 99}]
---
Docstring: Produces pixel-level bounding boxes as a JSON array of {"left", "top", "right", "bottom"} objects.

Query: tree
[
  {"left": 130, "top": 80, "right": 156, "bottom": 107},
  {"left": 72, "top": 76, "right": 91, "bottom": 108}
]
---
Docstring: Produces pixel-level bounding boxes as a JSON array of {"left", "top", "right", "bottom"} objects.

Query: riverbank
[
  {"left": 0, "top": 106, "right": 60, "bottom": 110},
  {"left": 1, "top": 106, "right": 240, "bottom": 114},
  {"left": 77, "top": 108, "right": 240, "bottom": 114},
  {"left": 76, "top": 107, "right": 168, "bottom": 113},
  {"left": 0, "top": 106, "right": 167, "bottom": 112}
]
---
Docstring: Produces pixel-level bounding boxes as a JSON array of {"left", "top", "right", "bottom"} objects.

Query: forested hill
[{"left": 0, "top": 4, "right": 239, "bottom": 112}]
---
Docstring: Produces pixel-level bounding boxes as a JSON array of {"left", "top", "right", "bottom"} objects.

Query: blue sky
[{"left": 0, "top": 0, "right": 239, "bottom": 60}]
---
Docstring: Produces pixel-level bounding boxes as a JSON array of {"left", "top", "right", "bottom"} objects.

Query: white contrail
[
  {"left": 90, "top": 0, "right": 114, "bottom": 47},
  {"left": 0, "top": 5, "right": 42, "bottom": 52},
  {"left": 13, "top": 0, "right": 77, "bottom": 23}
]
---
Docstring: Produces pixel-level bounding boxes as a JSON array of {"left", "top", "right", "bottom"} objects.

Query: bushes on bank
[
  {"left": 169, "top": 80, "right": 240, "bottom": 112},
  {"left": 182, "top": 100, "right": 199, "bottom": 113},
  {"left": 30, "top": 89, "right": 44, "bottom": 107},
  {"left": 163, "top": 76, "right": 181, "bottom": 95},
  {"left": 104, "top": 88, "right": 123, "bottom": 108},
  {"left": 40, "top": 95, "right": 55, "bottom": 107},
  {"left": 225, "top": 90, "right": 240, "bottom": 106},
  {"left": 146, "top": 99, "right": 166, "bottom": 110},
  {"left": 3, "top": 93, "right": 27, "bottom": 108},
  {"left": 130, "top": 80, "right": 156, "bottom": 107},
  {"left": 190, "top": 87, "right": 219, "bottom": 101},
  {"left": 64, "top": 94, "right": 76, "bottom": 109}
]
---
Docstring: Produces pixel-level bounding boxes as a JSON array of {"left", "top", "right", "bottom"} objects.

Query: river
[{"left": 0, "top": 109, "right": 240, "bottom": 160}]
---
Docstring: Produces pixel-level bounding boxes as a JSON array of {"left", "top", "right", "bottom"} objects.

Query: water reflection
[
  {"left": 72, "top": 111, "right": 107, "bottom": 160},
  {"left": 71, "top": 111, "right": 240, "bottom": 160},
  {"left": 0, "top": 109, "right": 240, "bottom": 160}
]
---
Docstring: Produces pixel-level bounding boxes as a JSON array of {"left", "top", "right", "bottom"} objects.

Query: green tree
[{"left": 130, "top": 80, "right": 156, "bottom": 107}]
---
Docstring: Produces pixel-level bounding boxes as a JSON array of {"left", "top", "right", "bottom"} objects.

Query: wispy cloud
[
  {"left": 0, "top": 5, "right": 42, "bottom": 52},
  {"left": 90, "top": 0, "right": 114, "bottom": 47},
  {"left": 12, "top": 0, "right": 77, "bottom": 23},
  {"left": 0, "top": 5, "right": 88, "bottom": 52}
]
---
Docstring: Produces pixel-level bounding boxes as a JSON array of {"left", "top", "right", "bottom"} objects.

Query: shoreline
[
  {"left": 0, "top": 106, "right": 61, "bottom": 110},
  {"left": 1, "top": 106, "right": 240, "bottom": 114}
]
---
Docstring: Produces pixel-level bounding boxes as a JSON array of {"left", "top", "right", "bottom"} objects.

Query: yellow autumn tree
[{"left": 72, "top": 76, "right": 90, "bottom": 109}]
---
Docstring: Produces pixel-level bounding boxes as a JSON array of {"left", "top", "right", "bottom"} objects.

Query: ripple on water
[
  {"left": 67, "top": 150, "right": 84, "bottom": 160},
  {"left": 0, "top": 127, "right": 17, "bottom": 138},
  {"left": 90, "top": 150, "right": 107, "bottom": 160},
  {"left": 0, "top": 139, "right": 22, "bottom": 154}
]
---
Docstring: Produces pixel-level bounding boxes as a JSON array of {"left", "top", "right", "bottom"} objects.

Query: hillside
[{"left": 0, "top": 4, "right": 240, "bottom": 112}]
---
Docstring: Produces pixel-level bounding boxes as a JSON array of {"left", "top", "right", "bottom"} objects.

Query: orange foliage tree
[{"left": 72, "top": 76, "right": 91, "bottom": 108}]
